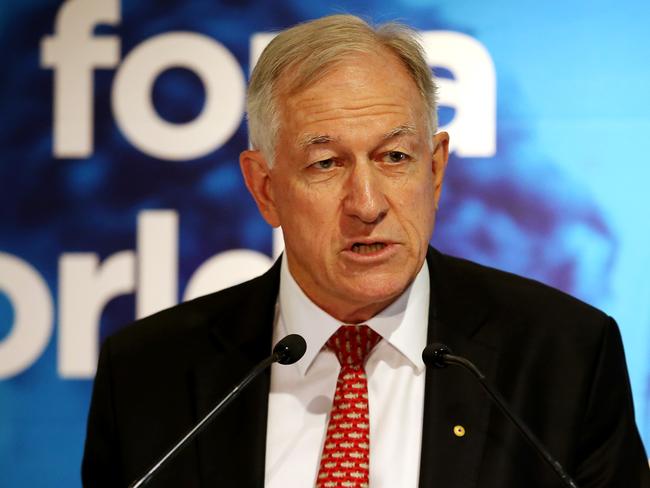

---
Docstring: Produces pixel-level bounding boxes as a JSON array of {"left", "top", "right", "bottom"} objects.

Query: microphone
[
  {"left": 129, "top": 334, "right": 307, "bottom": 488},
  {"left": 273, "top": 333, "right": 307, "bottom": 364},
  {"left": 422, "top": 343, "right": 579, "bottom": 488}
]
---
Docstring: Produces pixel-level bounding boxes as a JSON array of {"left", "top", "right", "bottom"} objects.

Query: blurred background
[{"left": 1, "top": 0, "right": 649, "bottom": 485}]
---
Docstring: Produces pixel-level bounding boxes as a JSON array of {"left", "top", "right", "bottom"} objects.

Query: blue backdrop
[{"left": 1, "top": 0, "right": 649, "bottom": 485}]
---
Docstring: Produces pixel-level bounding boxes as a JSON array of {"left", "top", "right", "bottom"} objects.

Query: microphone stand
[
  {"left": 424, "top": 344, "right": 579, "bottom": 488},
  {"left": 129, "top": 334, "right": 306, "bottom": 488},
  {"left": 129, "top": 356, "right": 274, "bottom": 488}
]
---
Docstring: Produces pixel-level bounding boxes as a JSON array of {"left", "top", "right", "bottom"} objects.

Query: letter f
[{"left": 41, "top": 0, "right": 120, "bottom": 158}]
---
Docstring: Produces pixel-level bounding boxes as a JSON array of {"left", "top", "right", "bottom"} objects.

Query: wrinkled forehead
[{"left": 274, "top": 50, "right": 426, "bottom": 131}]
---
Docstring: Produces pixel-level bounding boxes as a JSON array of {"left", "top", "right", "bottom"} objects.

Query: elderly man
[{"left": 82, "top": 15, "right": 649, "bottom": 488}]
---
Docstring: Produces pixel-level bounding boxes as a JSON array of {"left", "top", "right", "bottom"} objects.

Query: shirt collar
[
  {"left": 277, "top": 255, "right": 430, "bottom": 376},
  {"left": 366, "top": 260, "right": 429, "bottom": 373}
]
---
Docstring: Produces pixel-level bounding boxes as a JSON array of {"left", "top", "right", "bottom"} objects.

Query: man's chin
[{"left": 334, "top": 277, "right": 412, "bottom": 314}]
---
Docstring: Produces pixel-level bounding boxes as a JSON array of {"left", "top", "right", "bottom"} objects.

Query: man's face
[{"left": 241, "top": 50, "right": 448, "bottom": 322}]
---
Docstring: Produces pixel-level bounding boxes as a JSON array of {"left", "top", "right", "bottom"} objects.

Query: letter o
[
  {"left": 0, "top": 253, "right": 53, "bottom": 378},
  {"left": 112, "top": 32, "right": 245, "bottom": 161}
]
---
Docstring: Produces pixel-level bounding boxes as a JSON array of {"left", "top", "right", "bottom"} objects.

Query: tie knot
[{"left": 327, "top": 325, "right": 381, "bottom": 369}]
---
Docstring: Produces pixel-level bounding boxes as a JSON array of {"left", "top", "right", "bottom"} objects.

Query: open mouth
[{"left": 350, "top": 242, "right": 387, "bottom": 254}]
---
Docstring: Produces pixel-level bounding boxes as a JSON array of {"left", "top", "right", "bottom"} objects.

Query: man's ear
[
  {"left": 431, "top": 131, "right": 450, "bottom": 206},
  {"left": 239, "top": 150, "right": 281, "bottom": 227}
]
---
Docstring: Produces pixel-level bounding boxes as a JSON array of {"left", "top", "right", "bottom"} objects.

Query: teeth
[{"left": 351, "top": 243, "right": 386, "bottom": 254}]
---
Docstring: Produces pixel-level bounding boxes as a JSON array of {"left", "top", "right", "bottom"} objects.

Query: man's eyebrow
[
  {"left": 298, "top": 134, "right": 337, "bottom": 149},
  {"left": 383, "top": 124, "right": 418, "bottom": 140}
]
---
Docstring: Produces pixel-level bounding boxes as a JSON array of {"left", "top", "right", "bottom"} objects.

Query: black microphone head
[
  {"left": 273, "top": 334, "right": 307, "bottom": 365},
  {"left": 422, "top": 343, "right": 452, "bottom": 369}
]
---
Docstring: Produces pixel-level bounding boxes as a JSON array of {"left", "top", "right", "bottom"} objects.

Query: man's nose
[{"left": 342, "top": 162, "right": 388, "bottom": 225}]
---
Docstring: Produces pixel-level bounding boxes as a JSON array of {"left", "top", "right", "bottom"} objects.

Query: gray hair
[{"left": 246, "top": 14, "right": 438, "bottom": 164}]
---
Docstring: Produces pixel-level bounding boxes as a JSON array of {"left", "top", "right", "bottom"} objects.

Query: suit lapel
[
  {"left": 189, "top": 258, "right": 281, "bottom": 487},
  {"left": 419, "top": 248, "right": 501, "bottom": 488},
  {"left": 182, "top": 249, "right": 505, "bottom": 486}
]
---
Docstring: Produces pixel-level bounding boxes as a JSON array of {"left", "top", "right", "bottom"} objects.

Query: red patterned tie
[{"left": 316, "top": 325, "right": 382, "bottom": 488}]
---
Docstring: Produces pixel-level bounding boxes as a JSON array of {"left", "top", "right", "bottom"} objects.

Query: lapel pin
[{"left": 453, "top": 425, "right": 466, "bottom": 437}]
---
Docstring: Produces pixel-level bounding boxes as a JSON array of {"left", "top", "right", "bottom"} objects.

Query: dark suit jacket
[{"left": 82, "top": 248, "right": 649, "bottom": 487}]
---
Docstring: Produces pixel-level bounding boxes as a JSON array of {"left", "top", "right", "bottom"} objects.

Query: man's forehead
[
  {"left": 297, "top": 124, "right": 419, "bottom": 149},
  {"left": 274, "top": 50, "right": 429, "bottom": 152}
]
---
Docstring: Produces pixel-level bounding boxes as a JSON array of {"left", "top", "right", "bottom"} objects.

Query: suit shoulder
[
  {"left": 105, "top": 263, "right": 279, "bottom": 357},
  {"left": 439, "top": 253, "right": 610, "bottom": 326}
]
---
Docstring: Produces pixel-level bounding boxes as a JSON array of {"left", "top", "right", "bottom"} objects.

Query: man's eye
[
  {"left": 385, "top": 151, "right": 409, "bottom": 163},
  {"left": 312, "top": 159, "right": 335, "bottom": 170}
]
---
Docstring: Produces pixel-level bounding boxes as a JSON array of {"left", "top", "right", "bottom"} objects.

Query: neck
[{"left": 323, "top": 300, "right": 394, "bottom": 324}]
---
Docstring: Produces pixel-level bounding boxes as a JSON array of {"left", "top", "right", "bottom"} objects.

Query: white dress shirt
[{"left": 265, "top": 256, "right": 430, "bottom": 487}]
